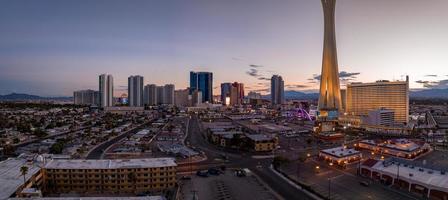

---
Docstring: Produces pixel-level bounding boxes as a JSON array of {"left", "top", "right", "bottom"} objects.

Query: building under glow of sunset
[{"left": 345, "top": 77, "right": 409, "bottom": 124}]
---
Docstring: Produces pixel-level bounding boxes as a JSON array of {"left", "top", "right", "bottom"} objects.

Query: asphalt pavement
[{"left": 186, "top": 115, "right": 316, "bottom": 200}]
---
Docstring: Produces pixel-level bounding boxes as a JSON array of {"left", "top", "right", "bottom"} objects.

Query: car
[
  {"left": 196, "top": 170, "right": 208, "bottom": 177},
  {"left": 220, "top": 165, "right": 226, "bottom": 171},
  {"left": 181, "top": 176, "right": 191, "bottom": 180},
  {"left": 234, "top": 169, "right": 247, "bottom": 177},
  {"left": 359, "top": 181, "right": 370, "bottom": 187},
  {"left": 208, "top": 168, "right": 222, "bottom": 175}
]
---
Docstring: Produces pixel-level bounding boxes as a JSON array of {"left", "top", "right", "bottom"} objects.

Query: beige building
[
  {"left": 42, "top": 158, "right": 177, "bottom": 195},
  {"left": 246, "top": 134, "right": 278, "bottom": 152},
  {"left": 174, "top": 89, "right": 190, "bottom": 107},
  {"left": 345, "top": 77, "right": 409, "bottom": 124}
]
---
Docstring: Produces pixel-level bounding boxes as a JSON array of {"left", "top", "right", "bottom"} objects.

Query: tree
[
  {"left": 33, "top": 128, "right": 48, "bottom": 138},
  {"left": 273, "top": 156, "right": 290, "bottom": 168},
  {"left": 20, "top": 165, "right": 28, "bottom": 185},
  {"left": 230, "top": 134, "right": 242, "bottom": 147}
]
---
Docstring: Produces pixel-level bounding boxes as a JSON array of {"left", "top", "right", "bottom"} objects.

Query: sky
[{"left": 1, "top": 0, "right": 448, "bottom": 96}]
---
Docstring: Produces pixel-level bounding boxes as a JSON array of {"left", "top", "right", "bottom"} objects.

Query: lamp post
[{"left": 328, "top": 177, "right": 331, "bottom": 200}]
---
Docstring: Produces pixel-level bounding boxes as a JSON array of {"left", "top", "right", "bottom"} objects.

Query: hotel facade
[
  {"left": 42, "top": 158, "right": 177, "bottom": 195},
  {"left": 345, "top": 77, "right": 409, "bottom": 124}
]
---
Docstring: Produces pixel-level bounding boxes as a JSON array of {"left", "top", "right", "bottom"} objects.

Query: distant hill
[
  {"left": 262, "top": 90, "right": 318, "bottom": 100},
  {"left": 260, "top": 88, "right": 448, "bottom": 100},
  {"left": 0, "top": 93, "right": 72, "bottom": 101},
  {"left": 410, "top": 89, "right": 448, "bottom": 99}
]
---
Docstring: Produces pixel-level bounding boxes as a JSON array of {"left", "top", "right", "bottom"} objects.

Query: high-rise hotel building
[
  {"left": 271, "top": 75, "right": 284, "bottom": 105},
  {"left": 73, "top": 90, "right": 100, "bottom": 106},
  {"left": 144, "top": 84, "right": 158, "bottom": 106},
  {"left": 99, "top": 74, "right": 114, "bottom": 108},
  {"left": 128, "top": 75, "right": 144, "bottom": 107},
  {"left": 345, "top": 76, "right": 409, "bottom": 124},
  {"left": 221, "top": 82, "right": 244, "bottom": 106},
  {"left": 190, "top": 71, "right": 213, "bottom": 103}
]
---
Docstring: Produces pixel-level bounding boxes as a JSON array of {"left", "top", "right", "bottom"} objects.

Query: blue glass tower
[{"left": 190, "top": 71, "right": 213, "bottom": 103}]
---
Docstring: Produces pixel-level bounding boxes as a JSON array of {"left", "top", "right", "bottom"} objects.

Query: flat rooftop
[
  {"left": 320, "top": 147, "right": 360, "bottom": 158},
  {"left": 245, "top": 134, "right": 275, "bottom": 142},
  {"left": 370, "top": 159, "right": 448, "bottom": 192},
  {"left": 0, "top": 158, "right": 42, "bottom": 200},
  {"left": 44, "top": 157, "right": 176, "bottom": 170},
  {"left": 360, "top": 139, "right": 423, "bottom": 152}
]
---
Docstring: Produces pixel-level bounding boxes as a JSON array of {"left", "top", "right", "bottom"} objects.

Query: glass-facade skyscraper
[{"left": 190, "top": 71, "right": 213, "bottom": 103}]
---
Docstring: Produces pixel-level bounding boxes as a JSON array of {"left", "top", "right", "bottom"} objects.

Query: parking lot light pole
[{"left": 328, "top": 177, "right": 331, "bottom": 200}]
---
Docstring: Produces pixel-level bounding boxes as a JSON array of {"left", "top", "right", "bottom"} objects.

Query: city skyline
[{"left": 2, "top": 0, "right": 448, "bottom": 96}]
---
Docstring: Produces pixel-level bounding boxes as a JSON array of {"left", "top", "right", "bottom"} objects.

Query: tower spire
[{"left": 318, "top": 0, "right": 342, "bottom": 112}]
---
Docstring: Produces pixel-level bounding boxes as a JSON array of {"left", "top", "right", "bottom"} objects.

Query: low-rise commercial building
[
  {"left": 319, "top": 146, "right": 361, "bottom": 166},
  {"left": 0, "top": 157, "right": 43, "bottom": 199},
  {"left": 361, "top": 158, "right": 448, "bottom": 199},
  {"left": 245, "top": 134, "right": 278, "bottom": 152},
  {"left": 358, "top": 139, "right": 430, "bottom": 159}
]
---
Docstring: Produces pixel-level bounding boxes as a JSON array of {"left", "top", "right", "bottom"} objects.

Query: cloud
[
  {"left": 252, "top": 88, "right": 270, "bottom": 93},
  {"left": 249, "top": 64, "right": 263, "bottom": 68},
  {"left": 417, "top": 79, "right": 448, "bottom": 89},
  {"left": 310, "top": 71, "right": 360, "bottom": 83},
  {"left": 339, "top": 71, "right": 360, "bottom": 78},
  {"left": 232, "top": 57, "right": 244, "bottom": 61},
  {"left": 285, "top": 84, "right": 309, "bottom": 89},
  {"left": 416, "top": 80, "right": 429, "bottom": 84},
  {"left": 246, "top": 68, "right": 260, "bottom": 77},
  {"left": 257, "top": 77, "right": 270, "bottom": 81}
]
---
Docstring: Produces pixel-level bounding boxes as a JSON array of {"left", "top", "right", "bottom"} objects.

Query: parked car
[
  {"left": 208, "top": 168, "right": 222, "bottom": 175},
  {"left": 196, "top": 170, "right": 208, "bottom": 177},
  {"left": 359, "top": 181, "right": 370, "bottom": 187}
]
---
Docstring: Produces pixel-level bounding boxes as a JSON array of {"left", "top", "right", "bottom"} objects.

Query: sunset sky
[{"left": 1, "top": 0, "right": 448, "bottom": 96}]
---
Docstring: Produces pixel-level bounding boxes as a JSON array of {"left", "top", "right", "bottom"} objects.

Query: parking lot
[
  {"left": 179, "top": 169, "right": 280, "bottom": 200},
  {"left": 278, "top": 158, "right": 422, "bottom": 200}
]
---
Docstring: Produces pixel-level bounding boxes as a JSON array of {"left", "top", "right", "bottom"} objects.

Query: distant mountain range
[
  {"left": 409, "top": 88, "right": 448, "bottom": 99},
  {"left": 0, "top": 93, "right": 72, "bottom": 101},
  {"left": 262, "top": 88, "right": 448, "bottom": 100},
  {"left": 262, "top": 91, "right": 318, "bottom": 100},
  {"left": 0, "top": 88, "right": 447, "bottom": 102}
]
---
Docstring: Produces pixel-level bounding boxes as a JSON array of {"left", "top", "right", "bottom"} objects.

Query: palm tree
[{"left": 20, "top": 165, "right": 28, "bottom": 186}]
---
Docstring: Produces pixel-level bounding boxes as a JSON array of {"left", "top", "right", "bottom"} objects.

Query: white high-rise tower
[
  {"left": 99, "top": 74, "right": 114, "bottom": 107},
  {"left": 128, "top": 75, "right": 144, "bottom": 107}
]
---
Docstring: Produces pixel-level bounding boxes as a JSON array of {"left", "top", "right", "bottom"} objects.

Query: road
[
  {"left": 14, "top": 125, "right": 91, "bottom": 148},
  {"left": 186, "top": 115, "right": 316, "bottom": 200},
  {"left": 85, "top": 122, "right": 149, "bottom": 159}
]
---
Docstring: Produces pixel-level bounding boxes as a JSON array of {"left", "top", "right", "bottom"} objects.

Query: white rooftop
[
  {"left": 371, "top": 160, "right": 448, "bottom": 192},
  {"left": 44, "top": 157, "right": 176, "bottom": 170},
  {"left": 361, "top": 139, "right": 423, "bottom": 152},
  {"left": 0, "top": 158, "right": 42, "bottom": 200},
  {"left": 320, "top": 147, "right": 360, "bottom": 158}
]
